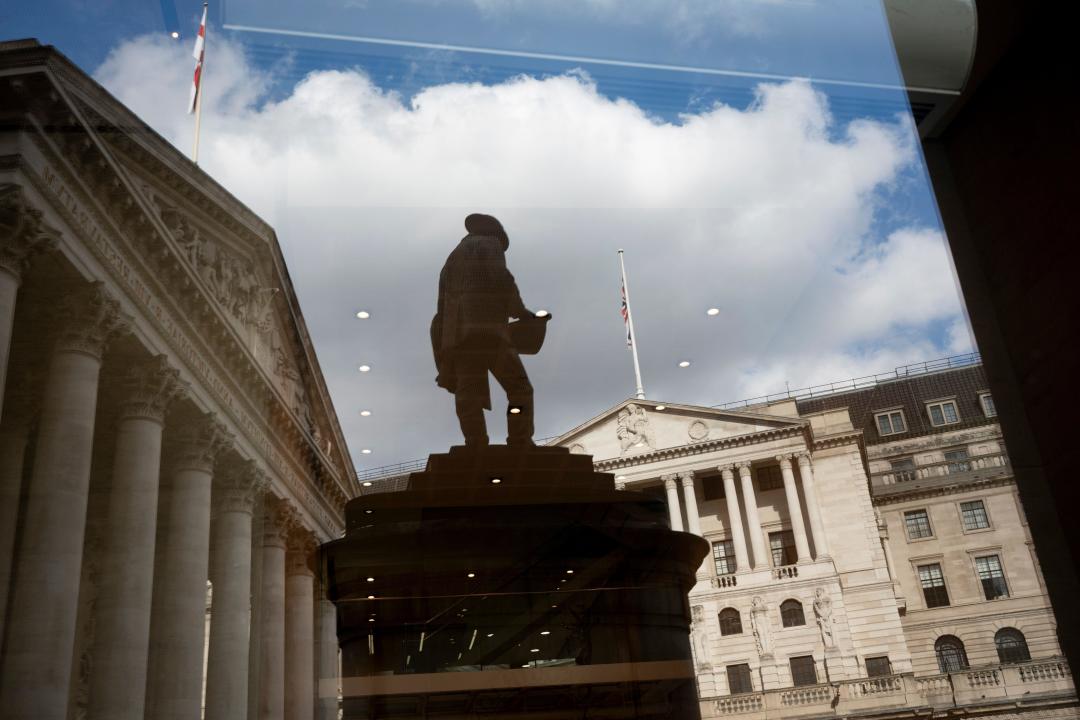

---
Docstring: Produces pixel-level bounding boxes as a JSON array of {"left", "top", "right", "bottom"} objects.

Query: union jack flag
[{"left": 187, "top": 4, "right": 207, "bottom": 114}]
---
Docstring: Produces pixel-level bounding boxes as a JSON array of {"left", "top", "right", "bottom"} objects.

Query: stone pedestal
[{"left": 324, "top": 445, "right": 708, "bottom": 719}]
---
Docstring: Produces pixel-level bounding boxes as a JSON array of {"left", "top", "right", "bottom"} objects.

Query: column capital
[
  {"left": 661, "top": 473, "right": 678, "bottom": 490},
  {"left": 53, "top": 282, "right": 130, "bottom": 360},
  {"left": 168, "top": 413, "right": 233, "bottom": 474},
  {"left": 118, "top": 355, "right": 185, "bottom": 423},
  {"left": 678, "top": 471, "right": 695, "bottom": 488},
  {"left": 263, "top": 495, "right": 299, "bottom": 548},
  {"left": 735, "top": 460, "right": 752, "bottom": 474},
  {"left": 286, "top": 525, "right": 319, "bottom": 577},
  {"left": 796, "top": 451, "right": 813, "bottom": 466},
  {"left": 717, "top": 463, "right": 735, "bottom": 475},
  {"left": 775, "top": 453, "right": 794, "bottom": 468},
  {"left": 0, "top": 184, "right": 59, "bottom": 281},
  {"left": 214, "top": 459, "right": 267, "bottom": 517}
]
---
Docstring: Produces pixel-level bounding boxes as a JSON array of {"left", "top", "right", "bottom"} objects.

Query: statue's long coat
[{"left": 431, "top": 234, "right": 526, "bottom": 409}]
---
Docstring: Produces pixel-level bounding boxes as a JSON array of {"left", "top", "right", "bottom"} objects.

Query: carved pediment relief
[{"left": 554, "top": 399, "right": 807, "bottom": 461}]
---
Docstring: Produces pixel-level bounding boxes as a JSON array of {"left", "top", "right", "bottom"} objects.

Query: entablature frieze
[
  {"left": 593, "top": 426, "right": 811, "bottom": 473},
  {"left": 8, "top": 117, "right": 349, "bottom": 537}
]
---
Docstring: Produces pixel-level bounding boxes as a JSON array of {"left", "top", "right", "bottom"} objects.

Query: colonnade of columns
[
  {"left": 0, "top": 231, "right": 338, "bottom": 720},
  {"left": 655, "top": 453, "right": 829, "bottom": 573}
]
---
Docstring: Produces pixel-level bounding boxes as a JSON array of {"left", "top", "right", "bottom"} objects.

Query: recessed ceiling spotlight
[
  {"left": 360, "top": 410, "right": 371, "bottom": 417},
  {"left": 363, "top": 509, "right": 373, "bottom": 514},
  {"left": 534, "top": 309, "right": 549, "bottom": 317},
  {"left": 361, "top": 449, "right": 372, "bottom": 455},
  {"left": 654, "top": 405, "right": 667, "bottom": 411},
  {"left": 358, "top": 364, "right": 371, "bottom": 373},
  {"left": 366, "top": 577, "right": 375, "bottom": 582},
  {"left": 530, "top": 648, "right": 540, "bottom": 653},
  {"left": 368, "top": 618, "right": 375, "bottom": 622},
  {"left": 490, "top": 477, "right": 502, "bottom": 484},
  {"left": 566, "top": 569, "right": 574, "bottom": 574},
  {"left": 170, "top": 31, "right": 180, "bottom": 39},
  {"left": 678, "top": 360, "right": 691, "bottom": 368},
  {"left": 367, "top": 594, "right": 375, "bottom": 599},
  {"left": 486, "top": 632, "right": 495, "bottom": 638},
  {"left": 540, "top": 630, "right": 550, "bottom": 635},
  {"left": 508, "top": 407, "right": 522, "bottom": 415},
  {"left": 467, "top": 572, "right": 476, "bottom": 578},
  {"left": 706, "top": 307, "right": 720, "bottom": 316},
  {"left": 355, "top": 310, "right": 370, "bottom": 319},
  {"left": 362, "top": 481, "right": 373, "bottom": 487}
]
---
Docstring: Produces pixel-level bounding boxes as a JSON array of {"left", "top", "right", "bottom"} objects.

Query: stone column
[
  {"left": 259, "top": 497, "right": 297, "bottom": 720},
  {"left": 205, "top": 460, "right": 265, "bottom": 720},
  {"left": 0, "top": 283, "right": 126, "bottom": 720},
  {"left": 0, "top": 379, "right": 37, "bottom": 646},
  {"left": 662, "top": 474, "right": 684, "bottom": 532},
  {"left": 145, "top": 414, "right": 232, "bottom": 720},
  {"left": 777, "top": 454, "right": 811, "bottom": 562},
  {"left": 718, "top": 464, "right": 749, "bottom": 572},
  {"left": 87, "top": 356, "right": 183, "bottom": 720},
  {"left": 679, "top": 471, "right": 702, "bottom": 536},
  {"left": 0, "top": 184, "right": 58, "bottom": 421},
  {"left": 285, "top": 526, "right": 318, "bottom": 720},
  {"left": 315, "top": 591, "right": 339, "bottom": 720},
  {"left": 796, "top": 452, "right": 830, "bottom": 559},
  {"left": 736, "top": 462, "right": 767, "bottom": 569}
]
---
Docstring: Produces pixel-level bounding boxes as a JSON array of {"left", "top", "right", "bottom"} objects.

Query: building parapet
[
  {"left": 697, "top": 559, "right": 834, "bottom": 595},
  {"left": 872, "top": 450, "right": 1011, "bottom": 498},
  {"left": 705, "top": 658, "right": 1074, "bottom": 717}
]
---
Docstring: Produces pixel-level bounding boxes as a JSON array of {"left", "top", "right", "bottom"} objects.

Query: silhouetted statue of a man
[{"left": 432, "top": 214, "right": 536, "bottom": 446}]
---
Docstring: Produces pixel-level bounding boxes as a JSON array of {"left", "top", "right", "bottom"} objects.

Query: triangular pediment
[{"left": 550, "top": 398, "right": 807, "bottom": 462}]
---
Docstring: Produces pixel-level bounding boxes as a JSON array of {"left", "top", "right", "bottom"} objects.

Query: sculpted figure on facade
[
  {"left": 690, "top": 604, "right": 712, "bottom": 671},
  {"left": 617, "top": 402, "right": 655, "bottom": 454},
  {"left": 750, "top": 596, "right": 773, "bottom": 657},
  {"left": 814, "top": 587, "right": 835, "bottom": 648}
]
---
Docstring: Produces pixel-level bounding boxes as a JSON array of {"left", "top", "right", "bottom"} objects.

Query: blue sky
[{"left": 9, "top": 1, "right": 971, "bottom": 467}]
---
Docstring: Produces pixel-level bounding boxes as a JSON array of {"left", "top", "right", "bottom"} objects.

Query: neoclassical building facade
[
  {"left": 547, "top": 360, "right": 1077, "bottom": 719},
  {"left": 0, "top": 40, "right": 354, "bottom": 720}
]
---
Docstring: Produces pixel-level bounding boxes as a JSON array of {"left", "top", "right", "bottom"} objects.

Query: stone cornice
[
  {"left": 593, "top": 425, "right": 806, "bottom": 472},
  {"left": 872, "top": 474, "right": 1015, "bottom": 506},
  {"left": 810, "top": 429, "right": 864, "bottom": 451}
]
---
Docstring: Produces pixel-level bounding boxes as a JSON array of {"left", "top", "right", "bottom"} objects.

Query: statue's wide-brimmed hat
[
  {"left": 465, "top": 213, "right": 508, "bottom": 249},
  {"left": 508, "top": 313, "right": 551, "bottom": 355}
]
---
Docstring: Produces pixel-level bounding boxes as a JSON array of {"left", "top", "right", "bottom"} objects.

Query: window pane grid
[
  {"left": 960, "top": 500, "right": 989, "bottom": 530},
  {"left": 904, "top": 509, "right": 932, "bottom": 539},
  {"left": 976, "top": 555, "right": 1009, "bottom": 599},
  {"left": 719, "top": 609, "right": 743, "bottom": 636},
  {"left": 789, "top": 656, "right": 818, "bottom": 687},
  {"left": 865, "top": 656, "right": 892, "bottom": 678},
  {"left": 727, "top": 664, "right": 753, "bottom": 694},
  {"left": 769, "top": 530, "right": 797, "bottom": 566},
  {"left": 876, "top": 411, "right": 905, "bottom": 435},
  {"left": 919, "top": 563, "right": 950, "bottom": 608},
  {"left": 929, "top": 401, "right": 960, "bottom": 426},
  {"left": 713, "top": 540, "right": 737, "bottom": 576}
]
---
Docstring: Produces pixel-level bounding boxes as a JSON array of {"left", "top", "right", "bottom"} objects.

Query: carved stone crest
[
  {"left": 688, "top": 420, "right": 709, "bottom": 442},
  {"left": 616, "top": 403, "right": 655, "bottom": 455}
]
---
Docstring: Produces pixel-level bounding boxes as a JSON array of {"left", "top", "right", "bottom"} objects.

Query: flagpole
[
  {"left": 191, "top": 2, "right": 208, "bottom": 164},
  {"left": 618, "top": 249, "right": 646, "bottom": 400}
]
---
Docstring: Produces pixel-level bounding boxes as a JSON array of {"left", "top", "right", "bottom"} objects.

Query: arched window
[
  {"left": 995, "top": 628, "right": 1031, "bottom": 664},
  {"left": 780, "top": 599, "right": 805, "bottom": 627},
  {"left": 719, "top": 608, "right": 743, "bottom": 636},
  {"left": 935, "top": 635, "right": 969, "bottom": 673}
]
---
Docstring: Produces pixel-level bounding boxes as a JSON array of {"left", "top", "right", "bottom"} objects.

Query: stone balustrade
[
  {"left": 704, "top": 658, "right": 1073, "bottom": 717},
  {"left": 706, "top": 558, "right": 834, "bottom": 593},
  {"left": 872, "top": 450, "right": 1010, "bottom": 488}
]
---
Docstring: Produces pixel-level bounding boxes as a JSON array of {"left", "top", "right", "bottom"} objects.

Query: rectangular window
[
  {"left": 865, "top": 656, "right": 892, "bottom": 678},
  {"left": 944, "top": 448, "right": 971, "bottom": 473},
  {"left": 756, "top": 465, "right": 783, "bottom": 491},
  {"left": 789, "top": 656, "right": 818, "bottom": 687},
  {"left": 975, "top": 555, "right": 1009, "bottom": 600},
  {"left": 875, "top": 410, "right": 906, "bottom": 436},
  {"left": 960, "top": 500, "right": 990, "bottom": 530},
  {"left": 769, "top": 530, "right": 797, "bottom": 567},
  {"left": 979, "top": 392, "right": 996, "bottom": 417},
  {"left": 727, "top": 664, "right": 754, "bottom": 695},
  {"left": 702, "top": 474, "right": 726, "bottom": 501},
  {"left": 890, "top": 457, "right": 917, "bottom": 483},
  {"left": 904, "top": 509, "right": 933, "bottom": 540},
  {"left": 927, "top": 400, "right": 960, "bottom": 426},
  {"left": 918, "top": 563, "right": 950, "bottom": 608},
  {"left": 713, "top": 539, "right": 737, "bottom": 576}
]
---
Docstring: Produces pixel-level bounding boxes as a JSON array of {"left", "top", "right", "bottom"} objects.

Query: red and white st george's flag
[
  {"left": 620, "top": 283, "right": 632, "bottom": 347},
  {"left": 187, "top": 5, "right": 207, "bottom": 114}
]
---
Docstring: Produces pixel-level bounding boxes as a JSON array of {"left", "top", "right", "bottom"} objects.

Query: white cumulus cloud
[{"left": 95, "top": 34, "right": 968, "bottom": 465}]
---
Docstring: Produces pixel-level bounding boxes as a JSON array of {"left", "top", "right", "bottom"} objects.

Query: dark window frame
[
  {"left": 702, "top": 474, "right": 726, "bottom": 501},
  {"left": 960, "top": 499, "right": 990, "bottom": 531},
  {"left": 865, "top": 656, "right": 892, "bottom": 678},
  {"left": 727, "top": 663, "right": 754, "bottom": 694},
  {"left": 918, "top": 563, "right": 950, "bottom": 608},
  {"left": 927, "top": 399, "right": 960, "bottom": 426},
  {"left": 995, "top": 628, "right": 1031, "bottom": 664},
  {"left": 975, "top": 554, "right": 1009, "bottom": 600},
  {"left": 904, "top": 509, "right": 933, "bottom": 540},
  {"left": 935, "top": 635, "right": 969, "bottom": 673},
  {"left": 719, "top": 608, "right": 743, "bottom": 636},
  {"left": 756, "top": 464, "right": 783, "bottom": 491},
  {"left": 713, "top": 539, "right": 737, "bottom": 576},
  {"left": 769, "top": 530, "right": 797, "bottom": 567},
  {"left": 875, "top": 409, "right": 906, "bottom": 436},
  {"left": 780, "top": 599, "right": 805, "bottom": 628},
  {"left": 789, "top": 655, "right": 818, "bottom": 687}
]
